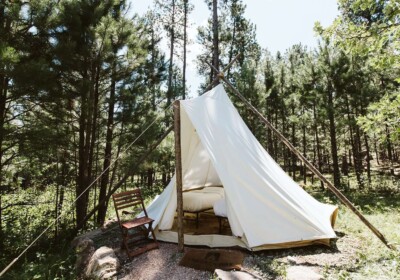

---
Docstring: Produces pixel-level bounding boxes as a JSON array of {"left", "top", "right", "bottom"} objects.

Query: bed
[
  {"left": 182, "top": 186, "right": 224, "bottom": 226},
  {"left": 213, "top": 198, "right": 228, "bottom": 233}
]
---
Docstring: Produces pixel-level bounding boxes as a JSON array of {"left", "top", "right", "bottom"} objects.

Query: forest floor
[
  {"left": 116, "top": 233, "right": 360, "bottom": 280},
  {"left": 88, "top": 189, "right": 400, "bottom": 280},
  {"left": 2, "top": 175, "right": 399, "bottom": 279}
]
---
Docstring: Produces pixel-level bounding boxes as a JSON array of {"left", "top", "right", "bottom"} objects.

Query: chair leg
[
  {"left": 150, "top": 228, "right": 159, "bottom": 246},
  {"left": 122, "top": 229, "right": 130, "bottom": 254}
]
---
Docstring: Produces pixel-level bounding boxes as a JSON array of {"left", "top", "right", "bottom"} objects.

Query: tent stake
[
  {"left": 174, "top": 100, "right": 185, "bottom": 252},
  {"left": 205, "top": 61, "right": 394, "bottom": 250}
]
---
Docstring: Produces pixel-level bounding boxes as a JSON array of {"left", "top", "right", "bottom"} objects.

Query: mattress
[
  {"left": 213, "top": 198, "right": 227, "bottom": 217},
  {"left": 182, "top": 187, "right": 224, "bottom": 212}
]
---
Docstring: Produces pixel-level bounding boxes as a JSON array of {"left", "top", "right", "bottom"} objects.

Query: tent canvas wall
[{"left": 145, "top": 84, "right": 338, "bottom": 251}]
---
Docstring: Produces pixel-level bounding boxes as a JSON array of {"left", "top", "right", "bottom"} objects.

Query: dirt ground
[{"left": 112, "top": 230, "right": 360, "bottom": 279}]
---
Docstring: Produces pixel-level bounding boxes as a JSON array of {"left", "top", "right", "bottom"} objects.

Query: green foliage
[
  {"left": 5, "top": 250, "right": 76, "bottom": 280},
  {"left": 358, "top": 91, "right": 400, "bottom": 145},
  {"left": 320, "top": 0, "right": 400, "bottom": 77},
  {"left": 252, "top": 255, "right": 287, "bottom": 279},
  {"left": 317, "top": 0, "right": 399, "bottom": 151}
]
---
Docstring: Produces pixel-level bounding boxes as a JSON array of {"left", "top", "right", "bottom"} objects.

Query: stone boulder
[
  {"left": 84, "top": 246, "right": 120, "bottom": 280},
  {"left": 71, "top": 237, "right": 96, "bottom": 276}
]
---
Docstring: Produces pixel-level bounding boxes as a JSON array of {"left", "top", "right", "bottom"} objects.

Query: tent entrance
[
  {"left": 171, "top": 211, "right": 232, "bottom": 236},
  {"left": 155, "top": 210, "right": 249, "bottom": 249}
]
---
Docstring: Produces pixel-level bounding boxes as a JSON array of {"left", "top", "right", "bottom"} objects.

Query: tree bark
[
  {"left": 291, "top": 106, "right": 296, "bottom": 180},
  {"left": 327, "top": 81, "right": 341, "bottom": 187},
  {"left": 354, "top": 125, "right": 364, "bottom": 188},
  {"left": 0, "top": 75, "right": 8, "bottom": 192},
  {"left": 364, "top": 134, "right": 371, "bottom": 184},
  {"left": 76, "top": 61, "right": 95, "bottom": 229},
  {"left": 182, "top": 0, "right": 188, "bottom": 100},
  {"left": 88, "top": 63, "right": 101, "bottom": 187},
  {"left": 227, "top": 15, "right": 237, "bottom": 79},
  {"left": 77, "top": 100, "right": 89, "bottom": 228},
  {"left": 385, "top": 124, "right": 395, "bottom": 176},
  {"left": 166, "top": 0, "right": 176, "bottom": 107},
  {"left": 211, "top": 0, "right": 219, "bottom": 86},
  {"left": 345, "top": 93, "right": 364, "bottom": 189},
  {"left": 97, "top": 62, "right": 116, "bottom": 225}
]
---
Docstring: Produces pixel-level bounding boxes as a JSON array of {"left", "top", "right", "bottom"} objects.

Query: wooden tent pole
[
  {"left": 205, "top": 61, "right": 393, "bottom": 249},
  {"left": 174, "top": 100, "right": 184, "bottom": 252},
  {"left": 204, "top": 53, "right": 241, "bottom": 92}
]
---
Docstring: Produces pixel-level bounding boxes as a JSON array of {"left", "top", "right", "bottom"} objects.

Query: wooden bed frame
[{"left": 183, "top": 208, "right": 213, "bottom": 228}]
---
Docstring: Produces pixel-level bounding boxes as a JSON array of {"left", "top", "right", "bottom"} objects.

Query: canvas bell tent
[{"left": 145, "top": 84, "right": 338, "bottom": 251}]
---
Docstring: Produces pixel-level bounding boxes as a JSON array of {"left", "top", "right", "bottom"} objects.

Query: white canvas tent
[{"left": 145, "top": 84, "right": 338, "bottom": 251}]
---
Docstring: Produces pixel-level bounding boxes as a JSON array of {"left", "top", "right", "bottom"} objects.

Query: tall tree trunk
[
  {"left": 88, "top": 63, "right": 100, "bottom": 185},
  {"left": 354, "top": 125, "right": 364, "bottom": 188},
  {"left": 385, "top": 125, "right": 395, "bottom": 176},
  {"left": 346, "top": 96, "right": 364, "bottom": 188},
  {"left": 212, "top": 0, "right": 219, "bottom": 86},
  {"left": 273, "top": 112, "right": 278, "bottom": 160},
  {"left": 372, "top": 135, "right": 379, "bottom": 165},
  {"left": 327, "top": 81, "right": 341, "bottom": 187},
  {"left": 77, "top": 100, "right": 89, "bottom": 228},
  {"left": 182, "top": 0, "right": 188, "bottom": 100},
  {"left": 0, "top": 1, "right": 8, "bottom": 218},
  {"left": 227, "top": 16, "right": 237, "bottom": 79},
  {"left": 76, "top": 65, "right": 93, "bottom": 229},
  {"left": 150, "top": 27, "right": 157, "bottom": 110},
  {"left": 0, "top": 75, "right": 8, "bottom": 193},
  {"left": 166, "top": 0, "right": 176, "bottom": 107},
  {"left": 302, "top": 122, "right": 307, "bottom": 184},
  {"left": 147, "top": 168, "right": 153, "bottom": 188},
  {"left": 291, "top": 106, "right": 296, "bottom": 180},
  {"left": 97, "top": 63, "right": 116, "bottom": 225},
  {"left": 364, "top": 134, "right": 371, "bottom": 184}
]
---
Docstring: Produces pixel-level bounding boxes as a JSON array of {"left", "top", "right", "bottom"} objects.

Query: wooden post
[
  {"left": 174, "top": 100, "right": 184, "bottom": 252},
  {"left": 205, "top": 61, "right": 394, "bottom": 250}
]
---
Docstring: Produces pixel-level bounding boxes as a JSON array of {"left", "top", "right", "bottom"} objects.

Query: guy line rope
[{"left": 0, "top": 101, "right": 176, "bottom": 278}]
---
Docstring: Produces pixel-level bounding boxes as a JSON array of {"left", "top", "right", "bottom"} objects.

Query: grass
[
  {"left": 246, "top": 173, "right": 400, "bottom": 280},
  {"left": 325, "top": 197, "right": 400, "bottom": 279},
  {"left": 1, "top": 174, "right": 399, "bottom": 279}
]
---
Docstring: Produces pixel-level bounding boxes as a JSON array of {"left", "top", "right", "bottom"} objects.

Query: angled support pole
[
  {"left": 203, "top": 54, "right": 241, "bottom": 92},
  {"left": 205, "top": 61, "right": 394, "bottom": 250}
]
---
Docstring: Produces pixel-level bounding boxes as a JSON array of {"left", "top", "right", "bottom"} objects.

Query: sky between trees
[{"left": 132, "top": 0, "right": 339, "bottom": 96}]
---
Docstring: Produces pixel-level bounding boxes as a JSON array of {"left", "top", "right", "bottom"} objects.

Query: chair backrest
[{"left": 112, "top": 189, "right": 148, "bottom": 224}]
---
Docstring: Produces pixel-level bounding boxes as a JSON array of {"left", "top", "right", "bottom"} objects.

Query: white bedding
[
  {"left": 183, "top": 187, "right": 224, "bottom": 212},
  {"left": 213, "top": 199, "right": 227, "bottom": 217}
]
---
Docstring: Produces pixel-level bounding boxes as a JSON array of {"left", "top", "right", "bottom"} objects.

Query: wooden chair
[{"left": 112, "top": 189, "right": 158, "bottom": 258}]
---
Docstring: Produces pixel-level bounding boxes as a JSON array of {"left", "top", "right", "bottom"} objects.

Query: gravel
[{"left": 118, "top": 243, "right": 213, "bottom": 280}]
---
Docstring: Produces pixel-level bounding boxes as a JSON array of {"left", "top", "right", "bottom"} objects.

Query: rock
[
  {"left": 85, "top": 246, "right": 120, "bottom": 280},
  {"left": 71, "top": 237, "right": 95, "bottom": 276},
  {"left": 102, "top": 219, "right": 118, "bottom": 231},
  {"left": 215, "top": 269, "right": 263, "bottom": 280},
  {"left": 286, "top": 266, "right": 323, "bottom": 280},
  {"left": 78, "top": 228, "right": 104, "bottom": 240},
  {"left": 287, "top": 256, "right": 298, "bottom": 264}
]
